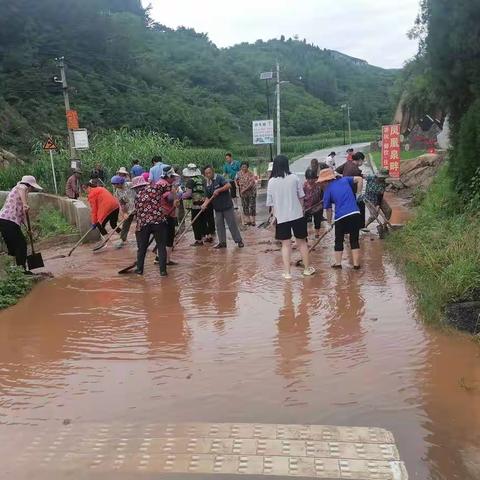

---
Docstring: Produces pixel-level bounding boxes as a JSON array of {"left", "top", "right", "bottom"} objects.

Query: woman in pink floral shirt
[
  {"left": 236, "top": 161, "right": 257, "bottom": 226},
  {"left": 0, "top": 175, "right": 42, "bottom": 270}
]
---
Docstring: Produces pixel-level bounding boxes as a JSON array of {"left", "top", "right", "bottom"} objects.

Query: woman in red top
[
  {"left": 303, "top": 168, "right": 324, "bottom": 238},
  {"left": 85, "top": 180, "right": 120, "bottom": 236}
]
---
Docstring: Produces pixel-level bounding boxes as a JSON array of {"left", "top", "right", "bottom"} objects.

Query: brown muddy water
[{"left": 0, "top": 199, "right": 479, "bottom": 479}]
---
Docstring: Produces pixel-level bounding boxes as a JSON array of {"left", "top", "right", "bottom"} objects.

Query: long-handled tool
[
  {"left": 92, "top": 214, "right": 132, "bottom": 252},
  {"left": 173, "top": 197, "right": 213, "bottom": 247},
  {"left": 25, "top": 212, "right": 44, "bottom": 270},
  {"left": 118, "top": 204, "right": 178, "bottom": 275},
  {"left": 48, "top": 225, "right": 97, "bottom": 260},
  {"left": 295, "top": 223, "right": 334, "bottom": 267}
]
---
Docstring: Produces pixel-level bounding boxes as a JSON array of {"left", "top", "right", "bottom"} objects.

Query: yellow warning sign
[{"left": 43, "top": 137, "right": 57, "bottom": 151}]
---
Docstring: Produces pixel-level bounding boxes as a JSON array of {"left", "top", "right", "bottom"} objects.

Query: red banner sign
[
  {"left": 381, "top": 124, "right": 401, "bottom": 178},
  {"left": 66, "top": 109, "right": 79, "bottom": 130}
]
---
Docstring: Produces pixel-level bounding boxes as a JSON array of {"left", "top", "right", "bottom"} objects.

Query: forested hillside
[{"left": 0, "top": 0, "right": 398, "bottom": 153}]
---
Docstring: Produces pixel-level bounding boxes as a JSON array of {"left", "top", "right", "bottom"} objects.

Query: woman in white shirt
[{"left": 266, "top": 155, "right": 315, "bottom": 279}]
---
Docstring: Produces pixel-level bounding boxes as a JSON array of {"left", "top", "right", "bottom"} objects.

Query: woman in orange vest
[{"left": 85, "top": 180, "right": 121, "bottom": 236}]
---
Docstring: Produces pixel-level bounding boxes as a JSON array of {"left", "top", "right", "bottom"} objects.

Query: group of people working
[
  {"left": 266, "top": 149, "right": 391, "bottom": 279},
  {"left": 0, "top": 148, "right": 391, "bottom": 279}
]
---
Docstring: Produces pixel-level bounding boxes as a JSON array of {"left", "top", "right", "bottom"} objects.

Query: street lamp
[
  {"left": 341, "top": 103, "right": 352, "bottom": 146},
  {"left": 260, "top": 71, "right": 274, "bottom": 161}
]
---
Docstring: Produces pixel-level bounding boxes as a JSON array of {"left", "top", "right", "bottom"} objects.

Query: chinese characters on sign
[
  {"left": 381, "top": 124, "right": 401, "bottom": 178},
  {"left": 252, "top": 120, "right": 274, "bottom": 145}
]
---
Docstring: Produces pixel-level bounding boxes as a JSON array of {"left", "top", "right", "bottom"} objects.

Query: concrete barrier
[{"left": 0, "top": 191, "right": 99, "bottom": 241}]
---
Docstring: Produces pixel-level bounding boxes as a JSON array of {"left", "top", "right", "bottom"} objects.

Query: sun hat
[
  {"left": 182, "top": 163, "right": 202, "bottom": 177},
  {"left": 19, "top": 175, "right": 43, "bottom": 191},
  {"left": 131, "top": 175, "right": 149, "bottom": 189},
  {"left": 376, "top": 168, "right": 390, "bottom": 179},
  {"left": 317, "top": 168, "right": 336, "bottom": 183},
  {"left": 117, "top": 167, "right": 129, "bottom": 175},
  {"left": 111, "top": 175, "right": 126, "bottom": 185},
  {"left": 162, "top": 165, "right": 179, "bottom": 177},
  {"left": 73, "top": 168, "right": 82, "bottom": 174}
]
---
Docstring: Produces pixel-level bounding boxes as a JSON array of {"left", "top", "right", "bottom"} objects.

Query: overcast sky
[{"left": 145, "top": 0, "right": 420, "bottom": 69}]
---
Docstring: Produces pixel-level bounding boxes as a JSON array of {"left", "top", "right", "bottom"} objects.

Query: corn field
[{"left": 0, "top": 129, "right": 377, "bottom": 193}]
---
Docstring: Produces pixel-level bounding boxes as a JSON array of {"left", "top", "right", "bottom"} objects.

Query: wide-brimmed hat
[
  {"left": 131, "top": 175, "right": 149, "bottom": 189},
  {"left": 18, "top": 175, "right": 42, "bottom": 191},
  {"left": 162, "top": 165, "right": 179, "bottom": 177},
  {"left": 183, "top": 163, "right": 202, "bottom": 177},
  {"left": 117, "top": 167, "right": 129, "bottom": 175},
  {"left": 317, "top": 168, "right": 336, "bottom": 183},
  {"left": 111, "top": 175, "right": 126, "bottom": 185},
  {"left": 376, "top": 168, "right": 389, "bottom": 179},
  {"left": 73, "top": 168, "right": 82, "bottom": 174}
]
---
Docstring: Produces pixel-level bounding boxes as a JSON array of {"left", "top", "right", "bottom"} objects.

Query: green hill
[{"left": 0, "top": 0, "right": 398, "bottom": 153}]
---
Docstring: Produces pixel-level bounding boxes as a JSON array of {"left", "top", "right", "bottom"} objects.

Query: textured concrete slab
[{"left": 3, "top": 422, "right": 408, "bottom": 479}]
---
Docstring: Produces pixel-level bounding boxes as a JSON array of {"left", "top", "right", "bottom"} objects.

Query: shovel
[
  {"left": 25, "top": 212, "right": 44, "bottom": 270},
  {"left": 295, "top": 223, "right": 334, "bottom": 267},
  {"left": 92, "top": 214, "right": 132, "bottom": 252},
  {"left": 47, "top": 225, "right": 97, "bottom": 260}
]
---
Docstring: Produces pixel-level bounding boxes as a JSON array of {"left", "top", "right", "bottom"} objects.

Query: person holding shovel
[
  {"left": 156, "top": 165, "right": 182, "bottom": 265},
  {"left": 131, "top": 175, "right": 170, "bottom": 276},
  {"left": 182, "top": 163, "right": 207, "bottom": 246},
  {"left": 236, "top": 161, "right": 257, "bottom": 226},
  {"left": 303, "top": 167, "right": 324, "bottom": 238},
  {"left": 202, "top": 165, "right": 244, "bottom": 249},
  {"left": 0, "top": 175, "right": 42, "bottom": 271},
  {"left": 266, "top": 155, "right": 315, "bottom": 280},
  {"left": 111, "top": 175, "right": 135, "bottom": 248},
  {"left": 318, "top": 168, "right": 363, "bottom": 270},
  {"left": 362, "top": 168, "right": 392, "bottom": 233},
  {"left": 85, "top": 180, "right": 121, "bottom": 237}
]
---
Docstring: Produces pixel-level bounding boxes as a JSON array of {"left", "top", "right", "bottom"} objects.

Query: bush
[
  {"left": 450, "top": 99, "right": 480, "bottom": 196},
  {"left": 0, "top": 259, "right": 33, "bottom": 309},
  {"left": 387, "top": 165, "right": 480, "bottom": 323}
]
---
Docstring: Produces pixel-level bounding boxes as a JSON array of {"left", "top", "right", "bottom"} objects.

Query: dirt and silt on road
[{"left": 0, "top": 186, "right": 479, "bottom": 478}]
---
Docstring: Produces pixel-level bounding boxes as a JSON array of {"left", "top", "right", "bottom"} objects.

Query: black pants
[
  {"left": 98, "top": 208, "right": 120, "bottom": 236},
  {"left": 204, "top": 204, "right": 216, "bottom": 236},
  {"left": 166, "top": 216, "right": 176, "bottom": 248},
  {"left": 229, "top": 180, "right": 237, "bottom": 199},
  {"left": 192, "top": 208, "right": 207, "bottom": 241},
  {"left": 305, "top": 211, "right": 324, "bottom": 230},
  {"left": 135, "top": 223, "right": 168, "bottom": 274},
  {"left": 0, "top": 219, "right": 27, "bottom": 269},
  {"left": 334, "top": 214, "right": 361, "bottom": 252}
]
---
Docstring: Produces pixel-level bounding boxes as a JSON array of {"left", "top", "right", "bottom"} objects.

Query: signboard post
[
  {"left": 381, "top": 124, "right": 401, "bottom": 178},
  {"left": 43, "top": 137, "right": 58, "bottom": 194},
  {"left": 252, "top": 120, "right": 274, "bottom": 145},
  {"left": 72, "top": 129, "right": 89, "bottom": 150}
]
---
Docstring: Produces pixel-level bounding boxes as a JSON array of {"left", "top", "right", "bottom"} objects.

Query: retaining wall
[{"left": 0, "top": 191, "right": 99, "bottom": 241}]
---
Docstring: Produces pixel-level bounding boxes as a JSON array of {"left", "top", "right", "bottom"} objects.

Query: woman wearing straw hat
[
  {"left": 318, "top": 168, "right": 363, "bottom": 269},
  {"left": 131, "top": 175, "right": 170, "bottom": 276},
  {"left": 0, "top": 175, "right": 42, "bottom": 271},
  {"left": 117, "top": 167, "right": 130, "bottom": 180}
]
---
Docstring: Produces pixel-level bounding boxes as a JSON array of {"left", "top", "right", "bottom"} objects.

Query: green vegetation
[
  {"left": 34, "top": 207, "right": 78, "bottom": 240},
  {"left": 0, "top": 258, "right": 33, "bottom": 309},
  {"left": 370, "top": 150, "right": 426, "bottom": 169},
  {"left": 0, "top": 1, "right": 397, "bottom": 154},
  {"left": 0, "top": 129, "right": 376, "bottom": 192},
  {"left": 387, "top": 167, "right": 480, "bottom": 323}
]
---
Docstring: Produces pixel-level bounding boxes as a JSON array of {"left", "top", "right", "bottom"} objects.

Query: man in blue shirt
[
  {"left": 131, "top": 159, "right": 144, "bottom": 178},
  {"left": 223, "top": 152, "right": 241, "bottom": 209},
  {"left": 148, "top": 155, "right": 166, "bottom": 184}
]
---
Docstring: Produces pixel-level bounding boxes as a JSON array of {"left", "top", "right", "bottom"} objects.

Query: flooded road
[{"left": 1, "top": 195, "right": 479, "bottom": 479}]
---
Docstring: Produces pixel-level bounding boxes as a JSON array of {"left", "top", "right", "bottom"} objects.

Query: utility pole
[
  {"left": 265, "top": 79, "right": 273, "bottom": 162},
  {"left": 54, "top": 57, "right": 76, "bottom": 161},
  {"left": 276, "top": 61, "right": 281, "bottom": 156},
  {"left": 347, "top": 104, "right": 352, "bottom": 146}
]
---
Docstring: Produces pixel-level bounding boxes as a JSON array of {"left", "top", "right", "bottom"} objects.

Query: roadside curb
[{"left": 368, "top": 152, "right": 379, "bottom": 174}]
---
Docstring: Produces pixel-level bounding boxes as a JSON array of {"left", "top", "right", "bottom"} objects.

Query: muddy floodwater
[{"left": 0, "top": 198, "right": 479, "bottom": 479}]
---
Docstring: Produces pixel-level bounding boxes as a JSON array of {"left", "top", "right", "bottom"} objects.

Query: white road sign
[
  {"left": 73, "top": 129, "right": 89, "bottom": 150},
  {"left": 260, "top": 72, "right": 273, "bottom": 80},
  {"left": 252, "top": 120, "right": 274, "bottom": 145}
]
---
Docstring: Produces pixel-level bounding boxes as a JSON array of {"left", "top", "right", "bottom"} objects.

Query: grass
[
  {"left": 33, "top": 207, "right": 78, "bottom": 240},
  {"left": 370, "top": 149, "right": 427, "bottom": 170},
  {"left": 0, "top": 129, "right": 377, "bottom": 193},
  {"left": 386, "top": 165, "right": 480, "bottom": 323},
  {"left": 0, "top": 257, "right": 34, "bottom": 310}
]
